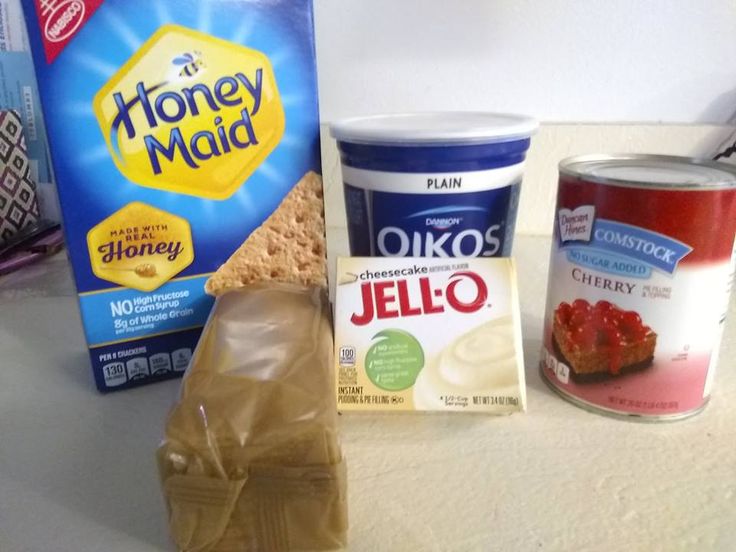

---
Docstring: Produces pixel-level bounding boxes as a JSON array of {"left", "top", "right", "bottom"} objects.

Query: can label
[
  {"left": 541, "top": 178, "right": 736, "bottom": 417},
  {"left": 342, "top": 164, "right": 522, "bottom": 257}
]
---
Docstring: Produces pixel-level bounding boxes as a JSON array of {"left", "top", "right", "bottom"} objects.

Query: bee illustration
[{"left": 172, "top": 51, "right": 205, "bottom": 78}]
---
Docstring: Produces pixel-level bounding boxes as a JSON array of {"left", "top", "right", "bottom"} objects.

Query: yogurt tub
[{"left": 329, "top": 112, "right": 538, "bottom": 257}]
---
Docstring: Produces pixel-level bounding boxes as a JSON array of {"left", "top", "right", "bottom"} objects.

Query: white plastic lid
[
  {"left": 560, "top": 154, "right": 736, "bottom": 189},
  {"left": 329, "top": 112, "right": 538, "bottom": 145}
]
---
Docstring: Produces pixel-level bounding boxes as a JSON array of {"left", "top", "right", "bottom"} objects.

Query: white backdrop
[{"left": 314, "top": 0, "right": 736, "bottom": 124}]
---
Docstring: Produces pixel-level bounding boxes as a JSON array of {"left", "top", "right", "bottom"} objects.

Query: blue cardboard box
[{"left": 21, "top": 0, "right": 321, "bottom": 391}]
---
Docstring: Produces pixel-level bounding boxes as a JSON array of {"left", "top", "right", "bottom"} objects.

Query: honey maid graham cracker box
[{"left": 21, "top": 0, "right": 322, "bottom": 391}]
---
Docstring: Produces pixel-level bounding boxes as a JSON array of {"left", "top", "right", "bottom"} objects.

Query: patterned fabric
[{"left": 0, "top": 110, "right": 40, "bottom": 247}]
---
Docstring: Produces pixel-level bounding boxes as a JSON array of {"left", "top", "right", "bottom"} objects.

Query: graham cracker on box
[{"left": 205, "top": 172, "right": 327, "bottom": 295}]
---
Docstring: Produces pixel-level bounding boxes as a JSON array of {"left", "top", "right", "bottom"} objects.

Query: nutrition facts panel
[{"left": 98, "top": 347, "right": 192, "bottom": 388}]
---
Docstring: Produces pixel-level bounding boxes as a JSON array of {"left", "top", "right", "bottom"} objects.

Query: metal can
[{"left": 540, "top": 154, "right": 736, "bottom": 420}]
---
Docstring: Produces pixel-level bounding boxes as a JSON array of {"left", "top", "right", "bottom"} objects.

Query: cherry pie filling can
[{"left": 540, "top": 154, "right": 736, "bottom": 420}]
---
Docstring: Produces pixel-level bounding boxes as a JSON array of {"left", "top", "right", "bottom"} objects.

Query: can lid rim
[{"left": 559, "top": 154, "right": 736, "bottom": 190}]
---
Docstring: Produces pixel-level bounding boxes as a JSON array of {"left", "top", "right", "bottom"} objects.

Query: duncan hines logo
[
  {"left": 558, "top": 205, "right": 595, "bottom": 242},
  {"left": 350, "top": 270, "right": 489, "bottom": 326},
  {"left": 93, "top": 25, "right": 285, "bottom": 200}
]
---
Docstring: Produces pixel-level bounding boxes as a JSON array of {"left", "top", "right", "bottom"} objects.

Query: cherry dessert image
[{"left": 552, "top": 299, "right": 657, "bottom": 382}]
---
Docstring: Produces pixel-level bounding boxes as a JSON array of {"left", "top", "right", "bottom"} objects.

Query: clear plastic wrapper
[{"left": 158, "top": 284, "right": 347, "bottom": 551}]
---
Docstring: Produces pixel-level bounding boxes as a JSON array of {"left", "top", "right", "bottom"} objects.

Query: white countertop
[{"left": 1, "top": 234, "right": 735, "bottom": 552}]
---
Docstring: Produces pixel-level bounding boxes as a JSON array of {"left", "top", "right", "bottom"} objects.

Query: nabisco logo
[{"left": 42, "top": 0, "right": 85, "bottom": 43}]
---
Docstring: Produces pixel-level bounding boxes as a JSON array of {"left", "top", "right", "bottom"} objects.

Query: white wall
[{"left": 314, "top": 0, "right": 736, "bottom": 124}]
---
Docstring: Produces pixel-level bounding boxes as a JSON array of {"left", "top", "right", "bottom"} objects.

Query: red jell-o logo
[
  {"left": 350, "top": 271, "right": 489, "bottom": 326},
  {"left": 34, "top": 0, "right": 104, "bottom": 63}
]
